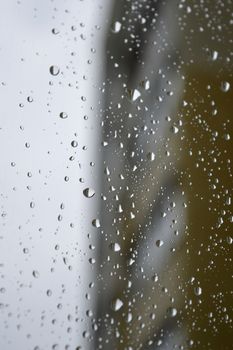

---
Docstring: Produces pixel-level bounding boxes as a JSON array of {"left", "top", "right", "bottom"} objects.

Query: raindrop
[
  {"left": 140, "top": 79, "right": 150, "bottom": 90},
  {"left": 52, "top": 28, "right": 59, "bottom": 35},
  {"left": 59, "top": 112, "right": 68, "bottom": 119},
  {"left": 111, "top": 21, "right": 122, "bottom": 33},
  {"left": 109, "top": 242, "right": 121, "bottom": 252},
  {"left": 194, "top": 287, "right": 202, "bottom": 296},
  {"left": 170, "top": 125, "right": 179, "bottom": 134},
  {"left": 27, "top": 96, "right": 33, "bottom": 103},
  {"left": 127, "top": 88, "right": 141, "bottom": 102},
  {"left": 89, "top": 258, "right": 96, "bottom": 264},
  {"left": 71, "top": 140, "right": 78, "bottom": 148},
  {"left": 167, "top": 307, "right": 177, "bottom": 317},
  {"left": 147, "top": 152, "right": 155, "bottom": 161},
  {"left": 49, "top": 65, "right": 60, "bottom": 76},
  {"left": 156, "top": 240, "right": 164, "bottom": 247},
  {"left": 92, "top": 219, "right": 100, "bottom": 228},
  {"left": 210, "top": 50, "right": 218, "bottom": 61},
  {"left": 32, "top": 270, "right": 39, "bottom": 278},
  {"left": 126, "top": 313, "right": 133, "bottom": 323},
  {"left": 83, "top": 188, "right": 95, "bottom": 198},
  {"left": 46, "top": 289, "right": 52, "bottom": 297},
  {"left": 111, "top": 298, "right": 124, "bottom": 311},
  {"left": 221, "top": 81, "right": 230, "bottom": 92},
  {"left": 152, "top": 274, "right": 159, "bottom": 282}
]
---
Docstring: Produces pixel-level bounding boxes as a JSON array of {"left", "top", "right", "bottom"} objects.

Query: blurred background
[{"left": 0, "top": 1, "right": 232, "bottom": 349}]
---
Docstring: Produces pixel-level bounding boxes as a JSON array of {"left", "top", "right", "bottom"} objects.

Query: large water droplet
[
  {"left": 109, "top": 242, "right": 121, "bottom": 252},
  {"left": 49, "top": 65, "right": 60, "bottom": 76},
  {"left": 167, "top": 307, "right": 177, "bottom": 317},
  {"left": 170, "top": 125, "right": 179, "bottom": 134},
  {"left": 71, "top": 140, "right": 78, "bottom": 148},
  {"left": 92, "top": 219, "right": 100, "bottom": 228},
  {"left": 83, "top": 188, "right": 95, "bottom": 198},
  {"left": 156, "top": 240, "right": 164, "bottom": 247},
  {"left": 127, "top": 88, "right": 141, "bottom": 102},
  {"left": 111, "top": 298, "right": 123, "bottom": 311},
  {"left": 59, "top": 112, "right": 68, "bottom": 119}
]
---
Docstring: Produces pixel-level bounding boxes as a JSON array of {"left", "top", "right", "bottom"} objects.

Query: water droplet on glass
[
  {"left": 27, "top": 96, "right": 33, "bottom": 103},
  {"left": 59, "top": 112, "right": 68, "bottom": 119},
  {"left": 126, "top": 312, "right": 133, "bottom": 323},
  {"left": 127, "top": 88, "right": 141, "bottom": 102},
  {"left": 46, "top": 289, "right": 52, "bottom": 297},
  {"left": 111, "top": 298, "right": 124, "bottom": 311},
  {"left": 52, "top": 28, "right": 59, "bottom": 35},
  {"left": 167, "top": 307, "right": 177, "bottom": 317},
  {"left": 71, "top": 140, "right": 78, "bottom": 148},
  {"left": 92, "top": 219, "right": 100, "bottom": 228},
  {"left": 170, "top": 125, "right": 179, "bottom": 134},
  {"left": 194, "top": 286, "right": 202, "bottom": 296},
  {"left": 111, "top": 21, "right": 122, "bottom": 33},
  {"left": 156, "top": 240, "right": 164, "bottom": 247},
  {"left": 152, "top": 274, "right": 159, "bottom": 282},
  {"left": 83, "top": 188, "right": 95, "bottom": 198},
  {"left": 147, "top": 152, "right": 155, "bottom": 161},
  {"left": 32, "top": 270, "right": 39, "bottom": 278},
  {"left": 140, "top": 79, "right": 150, "bottom": 90},
  {"left": 221, "top": 81, "right": 230, "bottom": 92},
  {"left": 49, "top": 65, "right": 60, "bottom": 76},
  {"left": 210, "top": 50, "right": 218, "bottom": 61},
  {"left": 109, "top": 242, "right": 121, "bottom": 252}
]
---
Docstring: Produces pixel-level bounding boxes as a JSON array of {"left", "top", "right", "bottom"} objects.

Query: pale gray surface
[{"left": 0, "top": 1, "right": 111, "bottom": 349}]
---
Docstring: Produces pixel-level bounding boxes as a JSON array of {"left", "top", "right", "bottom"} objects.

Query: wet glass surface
[{"left": 0, "top": 1, "right": 232, "bottom": 349}]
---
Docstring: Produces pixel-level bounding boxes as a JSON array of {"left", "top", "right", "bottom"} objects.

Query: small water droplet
[
  {"left": 59, "top": 112, "right": 68, "bottom": 119},
  {"left": 167, "top": 307, "right": 177, "bottom": 317},
  {"left": 221, "top": 81, "right": 230, "bottom": 92},
  {"left": 194, "top": 286, "right": 202, "bottom": 296},
  {"left": 140, "top": 79, "right": 150, "bottom": 90},
  {"left": 210, "top": 50, "right": 218, "bottom": 61},
  {"left": 27, "top": 96, "right": 33, "bottom": 103},
  {"left": 52, "top": 28, "right": 60, "bottom": 35},
  {"left": 152, "top": 274, "right": 159, "bottom": 282},
  {"left": 47, "top": 289, "right": 52, "bottom": 297},
  {"left": 32, "top": 270, "right": 39, "bottom": 278},
  {"left": 147, "top": 152, "right": 155, "bottom": 161}
]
